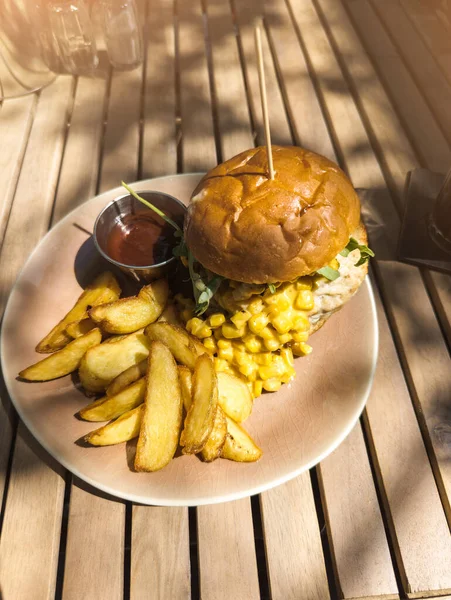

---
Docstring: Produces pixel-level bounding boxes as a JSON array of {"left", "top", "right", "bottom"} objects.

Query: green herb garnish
[
  {"left": 121, "top": 182, "right": 182, "bottom": 234},
  {"left": 340, "top": 237, "right": 375, "bottom": 266},
  {"left": 268, "top": 283, "right": 277, "bottom": 294},
  {"left": 316, "top": 266, "right": 340, "bottom": 281}
]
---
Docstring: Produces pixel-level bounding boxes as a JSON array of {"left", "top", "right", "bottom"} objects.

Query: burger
[{"left": 173, "top": 145, "right": 373, "bottom": 396}]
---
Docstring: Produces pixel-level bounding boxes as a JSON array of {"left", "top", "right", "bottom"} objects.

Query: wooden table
[{"left": 1, "top": 0, "right": 451, "bottom": 598}]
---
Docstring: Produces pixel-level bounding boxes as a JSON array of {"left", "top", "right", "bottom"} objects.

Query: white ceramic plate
[{"left": 1, "top": 174, "right": 378, "bottom": 506}]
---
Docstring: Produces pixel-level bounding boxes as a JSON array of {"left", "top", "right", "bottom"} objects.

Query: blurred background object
[{"left": 0, "top": 0, "right": 143, "bottom": 100}]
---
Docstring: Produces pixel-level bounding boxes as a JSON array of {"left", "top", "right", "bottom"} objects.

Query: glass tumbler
[{"left": 100, "top": 0, "right": 143, "bottom": 70}]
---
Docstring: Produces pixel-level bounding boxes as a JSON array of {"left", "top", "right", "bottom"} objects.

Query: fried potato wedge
[
  {"left": 157, "top": 303, "right": 181, "bottom": 326},
  {"left": 221, "top": 417, "right": 262, "bottom": 462},
  {"left": 145, "top": 323, "right": 205, "bottom": 370},
  {"left": 36, "top": 271, "right": 120, "bottom": 353},
  {"left": 180, "top": 355, "right": 217, "bottom": 454},
  {"left": 85, "top": 405, "right": 144, "bottom": 446},
  {"left": 79, "top": 377, "right": 146, "bottom": 422},
  {"left": 201, "top": 406, "right": 227, "bottom": 462},
  {"left": 79, "top": 329, "right": 151, "bottom": 393},
  {"left": 106, "top": 359, "right": 147, "bottom": 397},
  {"left": 178, "top": 366, "right": 192, "bottom": 413},
  {"left": 66, "top": 317, "right": 96, "bottom": 339},
  {"left": 134, "top": 341, "right": 183, "bottom": 472},
  {"left": 19, "top": 328, "right": 102, "bottom": 381},
  {"left": 89, "top": 279, "right": 168, "bottom": 334},
  {"left": 217, "top": 372, "right": 253, "bottom": 423}
]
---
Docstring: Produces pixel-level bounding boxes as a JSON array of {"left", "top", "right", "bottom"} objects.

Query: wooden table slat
[
  {"left": 197, "top": 498, "right": 260, "bottom": 599},
  {"left": 130, "top": 506, "right": 190, "bottom": 599},
  {"left": 286, "top": 0, "right": 451, "bottom": 594},
  {"left": 368, "top": 0, "right": 451, "bottom": 146},
  {"left": 0, "top": 424, "right": 65, "bottom": 600},
  {"left": 62, "top": 481, "right": 125, "bottom": 600},
  {"left": 345, "top": 0, "right": 451, "bottom": 175},
  {"left": 142, "top": 0, "right": 177, "bottom": 179},
  {"left": 319, "top": 421, "right": 398, "bottom": 600},
  {"left": 178, "top": 0, "right": 217, "bottom": 172},
  {"left": 261, "top": 472, "right": 330, "bottom": 600},
  {"left": 233, "top": 0, "right": 292, "bottom": 147}
]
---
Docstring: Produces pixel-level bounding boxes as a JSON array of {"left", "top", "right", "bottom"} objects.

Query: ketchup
[{"left": 106, "top": 211, "right": 175, "bottom": 266}]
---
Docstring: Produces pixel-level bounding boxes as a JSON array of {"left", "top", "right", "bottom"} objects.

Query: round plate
[{"left": 1, "top": 174, "right": 378, "bottom": 506}]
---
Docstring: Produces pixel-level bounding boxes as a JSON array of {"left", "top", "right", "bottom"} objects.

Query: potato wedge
[
  {"left": 89, "top": 279, "right": 168, "bottom": 334},
  {"left": 157, "top": 303, "right": 181, "bottom": 326},
  {"left": 79, "top": 329, "right": 151, "bottom": 393},
  {"left": 85, "top": 405, "right": 144, "bottom": 446},
  {"left": 106, "top": 359, "right": 147, "bottom": 397},
  {"left": 19, "top": 328, "right": 102, "bottom": 381},
  {"left": 134, "top": 341, "right": 183, "bottom": 472},
  {"left": 66, "top": 317, "right": 96, "bottom": 338},
  {"left": 201, "top": 406, "right": 227, "bottom": 462},
  {"left": 178, "top": 366, "right": 192, "bottom": 413},
  {"left": 79, "top": 378, "right": 146, "bottom": 421},
  {"left": 145, "top": 323, "right": 205, "bottom": 369},
  {"left": 180, "top": 355, "right": 217, "bottom": 454},
  {"left": 217, "top": 372, "right": 253, "bottom": 423},
  {"left": 221, "top": 417, "right": 262, "bottom": 462},
  {"left": 36, "top": 271, "right": 120, "bottom": 353}
]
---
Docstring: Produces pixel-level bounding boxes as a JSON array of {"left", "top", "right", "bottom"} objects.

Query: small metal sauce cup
[{"left": 93, "top": 190, "right": 187, "bottom": 283}]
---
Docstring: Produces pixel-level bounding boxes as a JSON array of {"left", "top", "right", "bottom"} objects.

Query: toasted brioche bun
[{"left": 185, "top": 145, "right": 361, "bottom": 283}]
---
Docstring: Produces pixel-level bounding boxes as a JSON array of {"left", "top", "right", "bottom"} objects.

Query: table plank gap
[
  {"left": 142, "top": 0, "right": 177, "bottom": 178},
  {"left": 261, "top": 472, "right": 331, "bottom": 600},
  {"left": 368, "top": 0, "right": 451, "bottom": 147},
  {"left": 197, "top": 498, "right": 260, "bottom": 600},
  {"left": 344, "top": 0, "right": 451, "bottom": 175},
  {"left": 62, "top": 480, "right": 125, "bottom": 600},
  {"left": 0, "top": 423, "right": 65, "bottom": 600},
  {"left": 130, "top": 505, "right": 190, "bottom": 599},
  {"left": 233, "top": 0, "right": 292, "bottom": 147},
  {"left": 284, "top": 0, "right": 451, "bottom": 594}
]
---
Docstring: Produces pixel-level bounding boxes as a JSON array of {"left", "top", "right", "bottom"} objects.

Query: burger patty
[{"left": 309, "top": 222, "right": 368, "bottom": 334}]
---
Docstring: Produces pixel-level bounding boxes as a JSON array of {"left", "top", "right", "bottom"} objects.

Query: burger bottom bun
[{"left": 309, "top": 222, "right": 368, "bottom": 335}]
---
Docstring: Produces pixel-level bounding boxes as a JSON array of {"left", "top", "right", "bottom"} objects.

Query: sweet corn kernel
[
  {"left": 259, "top": 325, "right": 276, "bottom": 340},
  {"left": 281, "top": 369, "right": 296, "bottom": 384},
  {"left": 278, "top": 332, "right": 292, "bottom": 345},
  {"left": 271, "top": 313, "right": 292, "bottom": 334},
  {"left": 230, "top": 310, "right": 251, "bottom": 328},
  {"left": 222, "top": 322, "right": 246, "bottom": 339},
  {"left": 293, "top": 314, "right": 310, "bottom": 332},
  {"left": 295, "top": 290, "right": 314, "bottom": 311},
  {"left": 263, "top": 378, "right": 282, "bottom": 392},
  {"left": 208, "top": 313, "right": 226, "bottom": 328},
  {"left": 254, "top": 352, "right": 272, "bottom": 366},
  {"left": 248, "top": 313, "right": 269, "bottom": 334},
  {"left": 214, "top": 328, "right": 223, "bottom": 340},
  {"left": 214, "top": 358, "right": 229, "bottom": 372},
  {"left": 253, "top": 380, "right": 263, "bottom": 398},
  {"left": 234, "top": 350, "right": 251, "bottom": 367},
  {"left": 232, "top": 341, "right": 246, "bottom": 352},
  {"left": 203, "top": 337, "right": 217, "bottom": 354},
  {"left": 280, "top": 347, "right": 294, "bottom": 367},
  {"left": 243, "top": 334, "right": 263, "bottom": 353},
  {"left": 264, "top": 338, "right": 280, "bottom": 352},
  {"left": 218, "top": 346, "right": 234, "bottom": 362},
  {"left": 295, "top": 278, "right": 312, "bottom": 290},
  {"left": 181, "top": 308, "right": 194, "bottom": 322},
  {"left": 291, "top": 331, "right": 309, "bottom": 342},
  {"left": 292, "top": 341, "right": 313, "bottom": 356},
  {"left": 187, "top": 317, "right": 212, "bottom": 339},
  {"left": 248, "top": 298, "right": 264, "bottom": 315},
  {"left": 217, "top": 338, "right": 232, "bottom": 349},
  {"left": 239, "top": 362, "right": 258, "bottom": 380}
]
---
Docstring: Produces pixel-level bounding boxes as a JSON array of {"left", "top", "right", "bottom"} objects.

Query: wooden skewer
[{"left": 254, "top": 22, "right": 275, "bottom": 180}]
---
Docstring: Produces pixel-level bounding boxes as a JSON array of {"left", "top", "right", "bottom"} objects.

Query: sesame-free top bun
[{"left": 184, "top": 145, "right": 362, "bottom": 284}]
